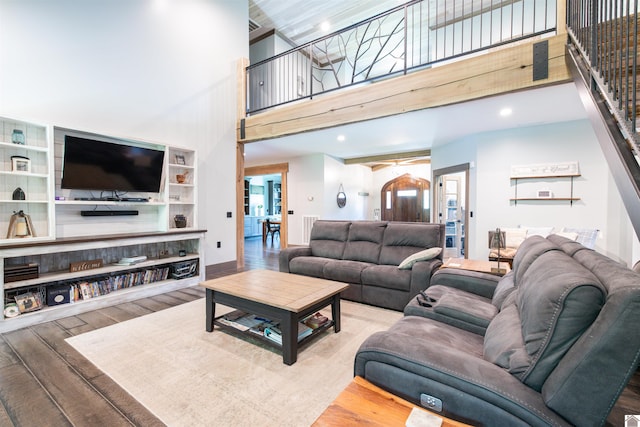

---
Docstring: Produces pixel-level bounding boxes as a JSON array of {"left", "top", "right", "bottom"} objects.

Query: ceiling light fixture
[
  {"left": 500, "top": 107, "right": 513, "bottom": 117},
  {"left": 320, "top": 21, "right": 331, "bottom": 32},
  {"left": 337, "top": 135, "right": 345, "bottom": 142}
]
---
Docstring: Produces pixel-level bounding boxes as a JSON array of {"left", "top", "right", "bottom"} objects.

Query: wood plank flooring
[{"left": 0, "top": 236, "right": 637, "bottom": 426}]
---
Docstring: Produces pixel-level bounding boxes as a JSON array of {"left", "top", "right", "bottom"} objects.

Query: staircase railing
[
  {"left": 566, "top": 0, "right": 640, "bottom": 238},
  {"left": 566, "top": 1, "right": 638, "bottom": 146},
  {"left": 246, "top": 0, "right": 557, "bottom": 114}
]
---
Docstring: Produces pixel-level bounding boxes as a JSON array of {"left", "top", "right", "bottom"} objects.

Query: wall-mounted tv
[{"left": 61, "top": 135, "right": 165, "bottom": 193}]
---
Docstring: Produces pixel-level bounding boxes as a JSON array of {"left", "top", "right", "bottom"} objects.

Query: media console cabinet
[{"left": 0, "top": 227, "right": 206, "bottom": 333}]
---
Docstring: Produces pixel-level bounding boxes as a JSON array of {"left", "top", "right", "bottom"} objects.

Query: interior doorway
[
  {"left": 380, "top": 173, "right": 431, "bottom": 222},
  {"left": 433, "top": 164, "right": 469, "bottom": 259},
  {"left": 243, "top": 163, "right": 288, "bottom": 246}
]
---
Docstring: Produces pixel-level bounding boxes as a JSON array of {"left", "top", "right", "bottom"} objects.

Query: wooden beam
[
  {"left": 236, "top": 142, "right": 245, "bottom": 269},
  {"left": 237, "top": 35, "right": 571, "bottom": 143},
  {"left": 344, "top": 150, "right": 431, "bottom": 165},
  {"left": 237, "top": 58, "right": 249, "bottom": 122},
  {"left": 245, "top": 163, "right": 289, "bottom": 176}
]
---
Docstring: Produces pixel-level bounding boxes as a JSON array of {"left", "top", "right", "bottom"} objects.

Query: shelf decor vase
[
  {"left": 174, "top": 214, "right": 187, "bottom": 228},
  {"left": 11, "top": 130, "right": 25, "bottom": 145}
]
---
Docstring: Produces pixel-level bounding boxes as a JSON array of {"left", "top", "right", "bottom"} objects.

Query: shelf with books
[
  {"left": 0, "top": 230, "right": 205, "bottom": 333},
  {"left": 214, "top": 309, "right": 333, "bottom": 348}
]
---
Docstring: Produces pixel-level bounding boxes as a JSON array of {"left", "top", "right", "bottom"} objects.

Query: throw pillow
[
  {"left": 398, "top": 247, "right": 442, "bottom": 270},
  {"left": 501, "top": 228, "right": 528, "bottom": 249}
]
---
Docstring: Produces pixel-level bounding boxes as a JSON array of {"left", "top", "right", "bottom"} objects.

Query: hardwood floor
[{"left": 0, "top": 236, "right": 637, "bottom": 426}]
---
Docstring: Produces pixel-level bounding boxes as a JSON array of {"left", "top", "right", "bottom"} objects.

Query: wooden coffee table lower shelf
[
  {"left": 312, "top": 376, "right": 471, "bottom": 427},
  {"left": 199, "top": 270, "right": 348, "bottom": 365}
]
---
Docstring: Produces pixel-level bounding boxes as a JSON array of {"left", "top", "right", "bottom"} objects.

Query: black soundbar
[{"left": 81, "top": 210, "right": 139, "bottom": 217}]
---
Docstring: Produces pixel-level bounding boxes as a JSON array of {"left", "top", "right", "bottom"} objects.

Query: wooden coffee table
[
  {"left": 312, "top": 376, "right": 471, "bottom": 427},
  {"left": 199, "top": 270, "right": 348, "bottom": 365}
]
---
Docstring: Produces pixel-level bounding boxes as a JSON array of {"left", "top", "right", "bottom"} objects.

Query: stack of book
[
  {"left": 219, "top": 310, "right": 322, "bottom": 345},
  {"left": 264, "top": 323, "right": 312, "bottom": 345},
  {"left": 304, "top": 312, "right": 330, "bottom": 329}
]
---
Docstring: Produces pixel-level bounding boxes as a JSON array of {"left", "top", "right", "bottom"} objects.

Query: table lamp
[{"left": 488, "top": 228, "right": 507, "bottom": 275}]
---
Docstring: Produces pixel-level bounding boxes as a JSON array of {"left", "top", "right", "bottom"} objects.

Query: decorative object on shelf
[
  {"left": 536, "top": 189, "right": 553, "bottom": 198},
  {"left": 4, "top": 303, "right": 20, "bottom": 318},
  {"left": 11, "top": 156, "right": 31, "bottom": 173},
  {"left": 11, "top": 129, "right": 25, "bottom": 145},
  {"left": 337, "top": 184, "right": 347, "bottom": 208},
  {"left": 4, "top": 263, "right": 39, "bottom": 283},
  {"left": 69, "top": 259, "right": 104, "bottom": 273},
  {"left": 176, "top": 171, "right": 189, "bottom": 184},
  {"left": 175, "top": 154, "right": 186, "bottom": 165},
  {"left": 171, "top": 258, "right": 197, "bottom": 277},
  {"left": 488, "top": 228, "right": 507, "bottom": 275},
  {"left": 510, "top": 161, "right": 580, "bottom": 178},
  {"left": 12, "top": 187, "right": 26, "bottom": 200},
  {"left": 47, "top": 285, "right": 72, "bottom": 306},
  {"left": 178, "top": 249, "right": 187, "bottom": 257},
  {"left": 174, "top": 214, "right": 187, "bottom": 228},
  {"left": 14, "top": 292, "right": 43, "bottom": 313},
  {"left": 6, "top": 210, "right": 36, "bottom": 238}
]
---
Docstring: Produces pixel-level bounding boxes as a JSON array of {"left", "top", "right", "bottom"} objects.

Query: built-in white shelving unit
[{"left": 0, "top": 118, "right": 204, "bottom": 332}]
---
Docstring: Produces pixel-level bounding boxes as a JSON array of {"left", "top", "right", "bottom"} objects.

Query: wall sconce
[{"left": 6, "top": 210, "right": 36, "bottom": 238}]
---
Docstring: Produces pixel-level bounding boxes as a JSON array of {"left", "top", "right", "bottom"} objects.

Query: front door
[{"left": 380, "top": 173, "right": 430, "bottom": 222}]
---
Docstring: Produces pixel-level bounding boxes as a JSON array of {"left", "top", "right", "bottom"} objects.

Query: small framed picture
[
  {"left": 175, "top": 154, "right": 186, "bottom": 165},
  {"left": 14, "top": 292, "right": 43, "bottom": 313},
  {"left": 11, "top": 156, "right": 31, "bottom": 173}
]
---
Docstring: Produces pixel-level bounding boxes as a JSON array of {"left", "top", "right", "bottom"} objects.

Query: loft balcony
[{"left": 238, "top": 0, "right": 569, "bottom": 143}]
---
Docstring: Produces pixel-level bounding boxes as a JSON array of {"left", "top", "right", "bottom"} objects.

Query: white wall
[
  {"left": 283, "top": 154, "right": 372, "bottom": 244},
  {"left": 0, "top": 0, "right": 248, "bottom": 266},
  {"left": 433, "top": 119, "right": 638, "bottom": 266},
  {"left": 322, "top": 156, "right": 372, "bottom": 220}
]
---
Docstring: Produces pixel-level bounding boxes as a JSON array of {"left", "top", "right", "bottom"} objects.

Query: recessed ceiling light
[
  {"left": 321, "top": 21, "right": 331, "bottom": 32},
  {"left": 500, "top": 108, "right": 513, "bottom": 117},
  {"left": 337, "top": 134, "right": 345, "bottom": 142}
]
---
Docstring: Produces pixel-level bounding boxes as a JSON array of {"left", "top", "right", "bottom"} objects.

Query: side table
[
  {"left": 312, "top": 376, "right": 471, "bottom": 427},
  {"left": 441, "top": 257, "right": 511, "bottom": 276}
]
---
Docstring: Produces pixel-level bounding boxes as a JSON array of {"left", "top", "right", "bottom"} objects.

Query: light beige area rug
[{"left": 66, "top": 298, "right": 402, "bottom": 427}]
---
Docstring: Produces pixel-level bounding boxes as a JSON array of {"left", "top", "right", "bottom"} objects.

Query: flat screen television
[{"left": 61, "top": 135, "right": 165, "bottom": 193}]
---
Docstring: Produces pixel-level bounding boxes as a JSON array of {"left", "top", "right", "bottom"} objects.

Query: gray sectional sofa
[
  {"left": 355, "top": 234, "right": 640, "bottom": 426},
  {"left": 279, "top": 220, "right": 445, "bottom": 311}
]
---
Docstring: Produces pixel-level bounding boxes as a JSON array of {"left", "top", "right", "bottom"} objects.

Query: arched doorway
[{"left": 380, "top": 173, "right": 430, "bottom": 222}]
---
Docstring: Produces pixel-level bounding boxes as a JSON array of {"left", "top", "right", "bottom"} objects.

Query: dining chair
[{"left": 265, "top": 219, "right": 280, "bottom": 244}]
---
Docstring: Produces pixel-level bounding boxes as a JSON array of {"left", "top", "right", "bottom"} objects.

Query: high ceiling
[{"left": 245, "top": 2, "right": 588, "bottom": 168}]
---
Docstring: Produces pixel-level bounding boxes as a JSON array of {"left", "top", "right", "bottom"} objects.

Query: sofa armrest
[
  {"left": 408, "top": 258, "right": 443, "bottom": 297},
  {"left": 429, "top": 268, "right": 501, "bottom": 299},
  {"left": 278, "top": 246, "right": 312, "bottom": 273}
]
